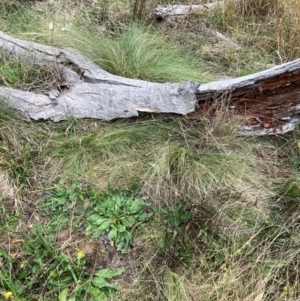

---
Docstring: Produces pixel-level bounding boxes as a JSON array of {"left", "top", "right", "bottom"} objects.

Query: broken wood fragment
[
  {"left": 153, "top": 1, "right": 242, "bottom": 19},
  {"left": 197, "top": 59, "right": 300, "bottom": 134},
  {"left": 153, "top": 1, "right": 242, "bottom": 51},
  {"left": 201, "top": 26, "right": 242, "bottom": 51},
  {"left": 153, "top": 1, "right": 226, "bottom": 20}
]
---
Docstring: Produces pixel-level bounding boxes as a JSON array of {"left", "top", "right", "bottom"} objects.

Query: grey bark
[
  {"left": 152, "top": 1, "right": 242, "bottom": 18},
  {"left": 1, "top": 31, "right": 300, "bottom": 134},
  {"left": 0, "top": 31, "right": 199, "bottom": 121},
  {"left": 153, "top": 2, "right": 226, "bottom": 19}
]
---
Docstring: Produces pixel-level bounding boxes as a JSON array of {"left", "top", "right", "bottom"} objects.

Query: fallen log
[
  {"left": 1, "top": 31, "right": 300, "bottom": 134},
  {"left": 153, "top": 2, "right": 226, "bottom": 19},
  {"left": 153, "top": 1, "right": 241, "bottom": 19},
  {"left": 0, "top": 31, "right": 199, "bottom": 121}
]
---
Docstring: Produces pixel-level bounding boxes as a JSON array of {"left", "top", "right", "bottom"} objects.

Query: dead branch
[
  {"left": 0, "top": 31, "right": 199, "bottom": 121},
  {"left": 153, "top": 1, "right": 242, "bottom": 18},
  {"left": 1, "top": 31, "right": 300, "bottom": 134}
]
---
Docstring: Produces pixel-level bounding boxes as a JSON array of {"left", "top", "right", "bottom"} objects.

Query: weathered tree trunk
[
  {"left": 1, "top": 31, "right": 300, "bottom": 134},
  {"left": 0, "top": 31, "right": 199, "bottom": 121}
]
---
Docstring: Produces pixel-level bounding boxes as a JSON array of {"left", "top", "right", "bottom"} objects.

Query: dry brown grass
[{"left": 222, "top": 0, "right": 300, "bottom": 61}]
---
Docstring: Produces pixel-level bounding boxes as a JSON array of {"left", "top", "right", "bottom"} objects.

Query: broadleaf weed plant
[
  {"left": 86, "top": 185, "right": 153, "bottom": 253},
  {"left": 37, "top": 180, "right": 153, "bottom": 253}
]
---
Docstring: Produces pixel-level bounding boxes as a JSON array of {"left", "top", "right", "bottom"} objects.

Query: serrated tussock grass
[
  {"left": 1, "top": 112, "right": 274, "bottom": 300},
  {"left": 143, "top": 116, "right": 271, "bottom": 238},
  {"left": 44, "top": 23, "right": 209, "bottom": 83},
  {"left": 0, "top": 111, "right": 271, "bottom": 237},
  {"left": 0, "top": 2, "right": 210, "bottom": 83}
]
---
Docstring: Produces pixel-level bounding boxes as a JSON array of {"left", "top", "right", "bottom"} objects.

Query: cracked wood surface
[
  {"left": 1, "top": 31, "right": 300, "bottom": 134},
  {"left": 0, "top": 31, "right": 199, "bottom": 121}
]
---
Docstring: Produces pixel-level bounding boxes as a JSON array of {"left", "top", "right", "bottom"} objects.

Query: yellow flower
[
  {"left": 77, "top": 250, "right": 85, "bottom": 261},
  {"left": 3, "top": 291, "right": 14, "bottom": 300}
]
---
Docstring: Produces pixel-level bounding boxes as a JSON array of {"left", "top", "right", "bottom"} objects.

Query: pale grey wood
[
  {"left": 153, "top": 1, "right": 242, "bottom": 18},
  {"left": 153, "top": 2, "right": 226, "bottom": 19},
  {"left": 153, "top": 2, "right": 242, "bottom": 51},
  {"left": 203, "top": 27, "right": 242, "bottom": 50},
  {"left": 1, "top": 31, "right": 300, "bottom": 134},
  {"left": 0, "top": 31, "right": 199, "bottom": 121}
]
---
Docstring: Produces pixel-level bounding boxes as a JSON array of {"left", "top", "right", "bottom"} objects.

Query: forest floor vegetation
[{"left": 1, "top": 0, "right": 300, "bottom": 300}]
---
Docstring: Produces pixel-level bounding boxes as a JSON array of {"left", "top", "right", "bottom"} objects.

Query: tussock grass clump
[
  {"left": 1, "top": 2, "right": 210, "bottom": 83},
  {"left": 0, "top": 0, "right": 210, "bottom": 83},
  {"left": 45, "top": 23, "right": 209, "bottom": 83},
  {"left": 0, "top": 110, "right": 271, "bottom": 239},
  {"left": 237, "top": 0, "right": 282, "bottom": 16},
  {"left": 144, "top": 116, "right": 271, "bottom": 238},
  {"left": 0, "top": 108, "right": 297, "bottom": 301},
  {"left": 1, "top": 111, "right": 270, "bottom": 299}
]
